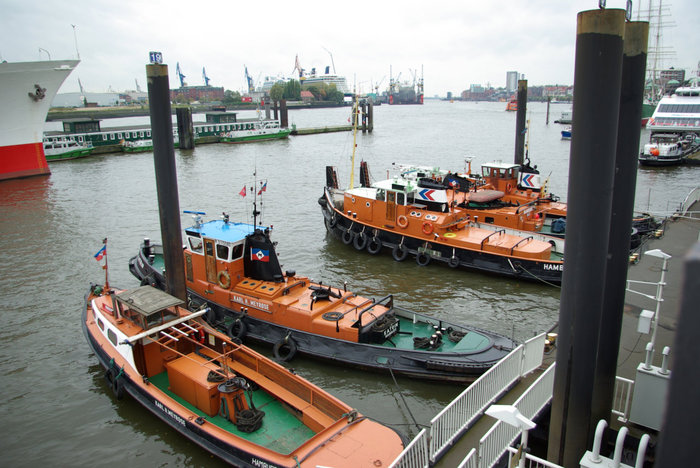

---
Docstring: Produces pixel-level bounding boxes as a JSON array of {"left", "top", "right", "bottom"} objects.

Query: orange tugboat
[
  {"left": 129, "top": 210, "right": 517, "bottom": 382},
  {"left": 83, "top": 282, "right": 405, "bottom": 467},
  {"left": 320, "top": 164, "right": 564, "bottom": 284}
]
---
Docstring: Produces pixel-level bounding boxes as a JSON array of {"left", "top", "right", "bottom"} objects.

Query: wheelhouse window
[
  {"left": 376, "top": 188, "right": 386, "bottom": 201},
  {"left": 231, "top": 243, "right": 244, "bottom": 260},
  {"left": 188, "top": 236, "right": 203, "bottom": 252},
  {"left": 216, "top": 244, "right": 230, "bottom": 261},
  {"left": 107, "top": 329, "right": 117, "bottom": 346}
]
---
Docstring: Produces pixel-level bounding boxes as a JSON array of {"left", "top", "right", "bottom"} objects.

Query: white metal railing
[
  {"left": 612, "top": 376, "right": 635, "bottom": 422},
  {"left": 505, "top": 447, "right": 564, "bottom": 468},
  {"left": 679, "top": 186, "right": 700, "bottom": 216},
  {"left": 457, "top": 448, "right": 477, "bottom": 468},
  {"left": 477, "top": 364, "right": 556, "bottom": 468},
  {"left": 391, "top": 333, "right": 548, "bottom": 468},
  {"left": 389, "top": 428, "right": 429, "bottom": 468},
  {"left": 429, "top": 345, "right": 523, "bottom": 460}
]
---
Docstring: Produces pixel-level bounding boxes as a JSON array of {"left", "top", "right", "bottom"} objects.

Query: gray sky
[{"left": 2, "top": 0, "right": 698, "bottom": 96}]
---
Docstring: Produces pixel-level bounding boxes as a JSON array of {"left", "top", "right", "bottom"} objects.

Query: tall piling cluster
[{"left": 548, "top": 9, "right": 648, "bottom": 467}]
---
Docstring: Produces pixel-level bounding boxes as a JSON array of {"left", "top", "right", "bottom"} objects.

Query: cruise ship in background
[{"left": 0, "top": 60, "right": 79, "bottom": 181}]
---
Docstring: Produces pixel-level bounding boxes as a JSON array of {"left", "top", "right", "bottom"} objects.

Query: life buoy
[
  {"left": 422, "top": 222, "right": 433, "bottom": 235},
  {"left": 416, "top": 252, "right": 431, "bottom": 266},
  {"left": 342, "top": 230, "right": 354, "bottom": 245},
  {"left": 392, "top": 244, "right": 408, "bottom": 262},
  {"left": 397, "top": 215, "right": 409, "bottom": 228},
  {"left": 227, "top": 319, "right": 247, "bottom": 340},
  {"left": 444, "top": 232, "right": 457, "bottom": 238},
  {"left": 273, "top": 336, "right": 297, "bottom": 362},
  {"left": 198, "top": 329, "right": 206, "bottom": 344},
  {"left": 217, "top": 271, "right": 231, "bottom": 289},
  {"left": 367, "top": 237, "right": 382, "bottom": 255},
  {"left": 353, "top": 232, "right": 368, "bottom": 250}
]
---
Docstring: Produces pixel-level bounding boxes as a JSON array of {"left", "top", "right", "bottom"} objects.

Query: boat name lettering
[
  {"left": 231, "top": 295, "right": 270, "bottom": 312},
  {"left": 543, "top": 263, "right": 563, "bottom": 271},
  {"left": 154, "top": 400, "right": 186, "bottom": 427},
  {"left": 384, "top": 321, "right": 399, "bottom": 338},
  {"left": 251, "top": 458, "right": 278, "bottom": 468}
]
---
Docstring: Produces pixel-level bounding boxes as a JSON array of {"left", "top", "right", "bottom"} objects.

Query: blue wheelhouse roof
[{"left": 185, "top": 220, "right": 262, "bottom": 244}]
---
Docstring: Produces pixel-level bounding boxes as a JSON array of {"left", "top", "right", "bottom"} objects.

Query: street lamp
[
  {"left": 644, "top": 248, "right": 671, "bottom": 360},
  {"left": 485, "top": 404, "right": 536, "bottom": 468}
]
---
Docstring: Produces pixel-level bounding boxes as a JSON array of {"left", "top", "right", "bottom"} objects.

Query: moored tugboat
[{"left": 129, "top": 209, "right": 517, "bottom": 383}]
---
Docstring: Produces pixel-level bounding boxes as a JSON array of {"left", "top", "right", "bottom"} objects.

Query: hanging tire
[
  {"left": 104, "top": 368, "right": 116, "bottom": 387},
  {"left": 226, "top": 319, "right": 247, "bottom": 340},
  {"left": 273, "top": 337, "right": 297, "bottom": 362},
  {"left": 205, "top": 308, "right": 216, "bottom": 324},
  {"left": 112, "top": 374, "right": 125, "bottom": 400},
  {"left": 448, "top": 256, "right": 460, "bottom": 268},
  {"left": 328, "top": 215, "right": 338, "bottom": 229},
  {"left": 353, "top": 232, "right": 367, "bottom": 250},
  {"left": 342, "top": 230, "right": 353, "bottom": 245},
  {"left": 416, "top": 252, "right": 431, "bottom": 266},
  {"left": 392, "top": 244, "right": 408, "bottom": 262},
  {"left": 367, "top": 238, "right": 382, "bottom": 255}
]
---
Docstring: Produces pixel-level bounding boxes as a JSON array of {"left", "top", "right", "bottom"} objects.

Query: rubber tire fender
[
  {"left": 448, "top": 256, "right": 460, "bottom": 268},
  {"left": 273, "top": 337, "right": 297, "bottom": 362},
  {"left": 366, "top": 237, "right": 382, "bottom": 255},
  {"left": 416, "top": 252, "right": 431, "bottom": 266},
  {"left": 342, "top": 230, "right": 353, "bottom": 245},
  {"left": 353, "top": 232, "right": 368, "bottom": 250},
  {"left": 112, "top": 374, "right": 125, "bottom": 400},
  {"left": 328, "top": 215, "right": 338, "bottom": 229},
  {"left": 392, "top": 244, "right": 408, "bottom": 262},
  {"left": 226, "top": 318, "right": 247, "bottom": 340}
]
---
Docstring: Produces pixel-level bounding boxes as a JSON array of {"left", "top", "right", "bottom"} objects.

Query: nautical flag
[
  {"left": 94, "top": 245, "right": 107, "bottom": 261},
  {"left": 239, "top": 185, "right": 246, "bottom": 197},
  {"left": 251, "top": 248, "right": 270, "bottom": 262},
  {"left": 258, "top": 182, "right": 267, "bottom": 195}
]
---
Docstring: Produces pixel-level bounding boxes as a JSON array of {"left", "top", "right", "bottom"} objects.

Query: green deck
[
  {"left": 384, "top": 317, "right": 490, "bottom": 352},
  {"left": 149, "top": 371, "right": 315, "bottom": 455}
]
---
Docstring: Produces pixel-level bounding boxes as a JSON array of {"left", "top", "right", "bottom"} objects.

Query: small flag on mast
[
  {"left": 239, "top": 185, "right": 247, "bottom": 197},
  {"left": 258, "top": 181, "right": 267, "bottom": 195},
  {"left": 94, "top": 245, "right": 107, "bottom": 261}
]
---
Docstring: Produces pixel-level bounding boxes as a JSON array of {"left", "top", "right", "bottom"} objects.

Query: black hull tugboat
[{"left": 129, "top": 212, "right": 516, "bottom": 383}]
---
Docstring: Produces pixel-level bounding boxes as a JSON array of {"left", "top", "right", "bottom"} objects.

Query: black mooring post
[
  {"left": 280, "top": 99, "right": 288, "bottom": 128},
  {"left": 547, "top": 9, "right": 625, "bottom": 467},
  {"left": 591, "top": 20, "right": 649, "bottom": 429},
  {"left": 656, "top": 243, "right": 700, "bottom": 467},
  {"left": 273, "top": 100, "right": 279, "bottom": 121},
  {"left": 514, "top": 79, "right": 527, "bottom": 165},
  {"left": 146, "top": 63, "right": 187, "bottom": 302},
  {"left": 546, "top": 96, "right": 551, "bottom": 125},
  {"left": 176, "top": 106, "right": 194, "bottom": 149}
]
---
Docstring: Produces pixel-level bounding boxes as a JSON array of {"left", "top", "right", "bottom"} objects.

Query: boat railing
[
  {"left": 515, "top": 199, "right": 537, "bottom": 214},
  {"left": 509, "top": 236, "right": 534, "bottom": 255},
  {"left": 281, "top": 279, "right": 307, "bottom": 295},
  {"left": 480, "top": 229, "right": 505, "bottom": 249},
  {"left": 356, "top": 294, "right": 393, "bottom": 324},
  {"left": 679, "top": 186, "right": 700, "bottom": 216},
  {"left": 611, "top": 376, "right": 635, "bottom": 423}
]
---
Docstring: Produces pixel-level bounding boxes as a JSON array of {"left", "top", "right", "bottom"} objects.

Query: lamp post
[
  {"left": 485, "top": 404, "right": 536, "bottom": 468},
  {"left": 644, "top": 249, "right": 671, "bottom": 360}
]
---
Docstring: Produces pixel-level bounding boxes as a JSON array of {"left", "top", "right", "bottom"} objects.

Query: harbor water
[{"left": 1, "top": 100, "right": 697, "bottom": 467}]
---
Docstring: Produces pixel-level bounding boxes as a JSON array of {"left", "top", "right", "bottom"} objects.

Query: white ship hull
[{"left": 0, "top": 60, "right": 79, "bottom": 180}]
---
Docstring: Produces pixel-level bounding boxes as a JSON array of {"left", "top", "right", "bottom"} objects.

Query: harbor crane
[
  {"left": 244, "top": 66, "right": 255, "bottom": 93},
  {"left": 202, "top": 67, "right": 210, "bottom": 86},
  {"left": 176, "top": 62, "right": 187, "bottom": 88}
]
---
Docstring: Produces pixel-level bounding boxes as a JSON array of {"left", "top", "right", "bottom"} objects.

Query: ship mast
[{"left": 349, "top": 95, "right": 359, "bottom": 189}]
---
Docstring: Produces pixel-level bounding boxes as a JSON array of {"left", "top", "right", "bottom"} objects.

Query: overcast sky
[{"left": 2, "top": 0, "right": 698, "bottom": 96}]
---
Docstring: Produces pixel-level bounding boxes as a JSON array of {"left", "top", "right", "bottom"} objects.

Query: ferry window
[
  {"left": 107, "top": 329, "right": 117, "bottom": 346},
  {"left": 189, "top": 237, "right": 203, "bottom": 252},
  {"left": 117, "top": 133, "right": 123, "bottom": 139},
  {"left": 376, "top": 189, "right": 385, "bottom": 201},
  {"left": 216, "top": 244, "right": 230, "bottom": 261},
  {"left": 139, "top": 131, "right": 144, "bottom": 137},
  {"left": 102, "top": 134, "right": 107, "bottom": 141},
  {"left": 147, "top": 131, "right": 151, "bottom": 137},
  {"left": 110, "top": 133, "right": 115, "bottom": 140},
  {"left": 97, "top": 319, "right": 104, "bottom": 331},
  {"left": 231, "top": 243, "right": 244, "bottom": 260},
  {"left": 397, "top": 192, "right": 405, "bottom": 205}
]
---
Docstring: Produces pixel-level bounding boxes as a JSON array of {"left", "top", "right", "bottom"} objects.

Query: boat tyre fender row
[
  {"left": 273, "top": 334, "right": 297, "bottom": 362},
  {"left": 226, "top": 318, "right": 247, "bottom": 342},
  {"left": 353, "top": 232, "right": 368, "bottom": 250},
  {"left": 104, "top": 364, "right": 125, "bottom": 400},
  {"left": 416, "top": 251, "right": 431, "bottom": 266},
  {"left": 392, "top": 244, "right": 408, "bottom": 262},
  {"left": 342, "top": 229, "right": 354, "bottom": 245},
  {"left": 366, "top": 236, "right": 382, "bottom": 255}
]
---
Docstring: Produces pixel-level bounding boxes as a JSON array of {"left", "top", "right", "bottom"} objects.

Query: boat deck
[
  {"left": 149, "top": 371, "right": 315, "bottom": 455},
  {"left": 382, "top": 317, "right": 490, "bottom": 352}
]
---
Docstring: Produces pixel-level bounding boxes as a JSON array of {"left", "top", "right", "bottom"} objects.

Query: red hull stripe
[{"left": 0, "top": 142, "right": 50, "bottom": 181}]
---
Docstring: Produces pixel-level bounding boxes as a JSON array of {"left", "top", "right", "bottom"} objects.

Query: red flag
[
  {"left": 257, "top": 182, "right": 267, "bottom": 195},
  {"left": 239, "top": 185, "right": 246, "bottom": 197}
]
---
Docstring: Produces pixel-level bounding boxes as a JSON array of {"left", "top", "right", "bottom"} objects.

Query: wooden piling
[
  {"left": 514, "top": 79, "right": 528, "bottom": 165},
  {"left": 175, "top": 107, "right": 194, "bottom": 149}
]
